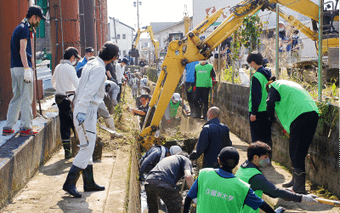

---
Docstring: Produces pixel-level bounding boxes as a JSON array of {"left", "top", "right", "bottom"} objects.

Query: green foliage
[
  {"left": 240, "top": 14, "right": 263, "bottom": 52},
  {"left": 114, "top": 104, "right": 123, "bottom": 121},
  {"left": 222, "top": 66, "right": 241, "bottom": 84}
]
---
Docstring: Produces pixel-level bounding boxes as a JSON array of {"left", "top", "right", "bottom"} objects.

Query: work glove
[
  {"left": 302, "top": 194, "right": 318, "bottom": 204},
  {"left": 274, "top": 206, "right": 285, "bottom": 213},
  {"left": 24, "top": 68, "right": 33, "bottom": 83},
  {"left": 76, "top": 113, "right": 86, "bottom": 126}
]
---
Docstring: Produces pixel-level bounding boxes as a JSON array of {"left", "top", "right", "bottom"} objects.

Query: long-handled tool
[
  {"left": 78, "top": 123, "right": 90, "bottom": 148},
  {"left": 316, "top": 198, "right": 340, "bottom": 206}
]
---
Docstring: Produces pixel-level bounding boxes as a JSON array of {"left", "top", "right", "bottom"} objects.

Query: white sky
[{"left": 107, "top": 0, "right": 193, "bottom": 30}]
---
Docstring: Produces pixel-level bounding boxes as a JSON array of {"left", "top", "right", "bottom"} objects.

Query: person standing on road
[
  {"left": 2, "top": 5, "right": 46, "bottom": 137},
  {"left": 116, "top": 57, "right": 128, "bottom": 102},
  {"left": 190, "top": 106, "right": 232, "bottom": 168},
  {"left": 76, "top": 47, "right": 94, "bottom": 78},
  {"left": 62, "top": 42, "right": 119, "bottom": 198},
  {"left": 182, "top": 61, "right": 199, "bottom": 113},
  {"left": 139, "top": 145, "right": 182, "bottom": 180},
  {"left": 266, "top": 78, "right": 319, "bottom": 194},
  {"left": 192, "top": 60, "right": 216, "bottom": 119},
  {"left": 235, "top": 141, "right": 318, "bottom": 213},
  {"left": 247, "top": 52, "right": 273, "bottom": 150},
  {"left": 145, "top": 151, "right": 194, "bottom": 213},
  {"left": 51, "top": 47, "right": 80, "bottom": 158},
  {"left": 183, "top": 147, "right": 285, "bottom": 213}
]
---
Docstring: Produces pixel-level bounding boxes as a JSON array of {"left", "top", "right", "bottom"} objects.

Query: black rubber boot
[
  {"left": 282, "top": 168, "right": 294, "bottom": 188},
  {"left": 292, "top": 168, "right": 307, "bottom": 194},
  {"left": 63, "top": 165, "right": 83, "bottom": 198},
  {"left": 82, "top": 164, "right": 105, "bottom": 192},
  {"left": 62, "top": 139, "right": 72, "bottom": 159}
]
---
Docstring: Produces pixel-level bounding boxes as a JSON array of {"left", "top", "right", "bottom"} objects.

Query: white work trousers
[
  {"left": 72, "top": 102, "right": 98, "bottom": 169},
  {"left": 5, "top": 67, "right": 33, "bottom": 129},
  {"left": 98, "top": 102, "right": 110, "bottom": 119}
]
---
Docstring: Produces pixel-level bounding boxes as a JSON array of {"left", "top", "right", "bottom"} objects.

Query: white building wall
[
  {"left": 154, "top": 21, "right": 189, "bottom": 52},
  {"left": 108, "top": 17, "right": 135, "bottom": 58}
]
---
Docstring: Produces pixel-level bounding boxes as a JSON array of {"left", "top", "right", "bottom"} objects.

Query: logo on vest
[{"left": 205, "top": 188, "right": 234, "bottom": 201}]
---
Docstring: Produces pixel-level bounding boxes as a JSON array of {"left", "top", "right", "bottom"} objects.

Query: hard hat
[
  {"left": 122, "top": 57, "right": 129, "bottom": 65},
  {"left": 160, "top": 57, "right": 164, "bottom": 60},
  {"left": 279, "top": 21, "right": 285, "bottom": 25},
  {"left": 170, "top": 145, "right": 182, "bottom": 155},
  {"left": 172, "top": 93, "right": 180, "bottom": 102}
]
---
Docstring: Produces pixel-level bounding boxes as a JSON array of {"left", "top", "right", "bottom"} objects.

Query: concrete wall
[
  {"left": 0, "top": 116, "right": 61, "bottom": 209},
  {"left": 143, "top": 71, "right": 340, "bottom": 197},
  {"left": 213, "top": 82, "right": 340, "bottom": 197}
]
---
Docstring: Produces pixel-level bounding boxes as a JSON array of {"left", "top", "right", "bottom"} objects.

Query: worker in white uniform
[{"left": 62, "top": 42, "right": 120, "bottom": 198}]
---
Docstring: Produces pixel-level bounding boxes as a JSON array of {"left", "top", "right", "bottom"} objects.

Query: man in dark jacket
[
  {"left": 139, "top": 145, "right": 182, "bottom": 180},
  {"left": 235, "top": 141, "right": 318, "bottom": 213},
  {"left": 190, "top": 106, "right": 232, "bottom": 168},
  {"left": 247, "top": 52, "right": 273, "bottom": 149}
]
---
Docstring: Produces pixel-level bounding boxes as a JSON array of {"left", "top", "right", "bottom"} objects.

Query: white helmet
[{"left": 172, "top": 93, "right": 180, "bottom": 102}]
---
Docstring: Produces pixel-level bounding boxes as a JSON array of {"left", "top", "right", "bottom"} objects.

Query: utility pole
[
  {"left": 134, "top": 1, "right": 142, "bottom": 30},
  {"left": 113, "top": 17, "right": 118, "bottom": 43}
]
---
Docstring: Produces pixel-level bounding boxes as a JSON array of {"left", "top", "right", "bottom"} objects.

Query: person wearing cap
[
  {"left": 127, "top": 94, "right": 152, "bottom": 129},
  {"left": 2, "top": 5, "right": 46, "bottom": 137},
  {"left": 162, "top": 93, "right": 189, "bottom": 127},
  {"left": 139, "top": 145, "right": 182, "bottom": 181},
  {"left": 183, "top": 147, "right": 285, "bottom": 213},
  {"left": 51, "top": 47, "right": 81, "bottom": 158},
  {"left": 135, "top": 86, "right": 151, "bottom": 107},
  {"left": 115, "top": 57, "right": 129, "bottom": 102},
  {"left": 62, "top": 41, "right": 119, "bottom": 198},
  {"left": 190, "top": 106, "right": 232, "bottom": 168},
  {"left": 145, "top": 151, "right": 194, "bottom": 213},
  {"left": 192, "top": 60, "right": 216, "bottom": 119},
  {"left": 235, "top": 141, "right": 318, "bottom": 213},
  {"left": 266, "top": 78, "right": 319, "bottom": 194},
  {"left": 76, "top": 47, "right": 94, "bottom": 77}
]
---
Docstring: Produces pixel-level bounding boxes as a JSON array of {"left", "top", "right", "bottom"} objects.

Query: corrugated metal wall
[{"left": 0, "top": 1, "right": 29, "bottom": 120}]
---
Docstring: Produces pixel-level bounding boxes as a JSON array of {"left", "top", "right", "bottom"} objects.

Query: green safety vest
[
  {"left": 195, "top": 64, "right": 213, "bottom": 88},
  {"left": 197, "top": 168, "right": 250, "bottom": 213},
  {"left": 270, "top": 80, "right": 319, "bottom": 134},
  {"left": 169, "top": 100, "right": 180, "bottom": 117},
  {"left": 235, "top": 167, "right": 263, "bottom": 213},
  {"left": 249, "top": 71, "right": 269, "bottom": 112}
]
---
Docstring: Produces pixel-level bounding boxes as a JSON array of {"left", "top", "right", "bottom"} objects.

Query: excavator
[
  {"left": 138, "top": 0, "right": 339, "bottom": 150},
  {"left": 128, "top": 26, "right": 160, "bottom": 62}
]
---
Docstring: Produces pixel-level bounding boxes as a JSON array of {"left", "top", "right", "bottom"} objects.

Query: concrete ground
[
  {"left": 0, "top": 87, "right": 339, "bottom": 212},
  {"left": 1, "top": 131, "right": 338, "bottom": 213}
]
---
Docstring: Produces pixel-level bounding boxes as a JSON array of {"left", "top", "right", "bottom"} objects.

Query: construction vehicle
[
  {"left": 138, "top": 0, "right": 339, "bottom": 150},
  {"left": 128, "top": 26, "right": 160, "bottom": 62}
]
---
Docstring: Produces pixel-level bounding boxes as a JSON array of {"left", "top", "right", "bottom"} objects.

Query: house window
[
  {"left": 117, "top": 34, "right": 120, "bottom": 39},
  {"left": 123, "top": 34, "right": 126, "bottom": 39},
  {"left": 123, "top": 50, "right": 127, "bottom": 55}
]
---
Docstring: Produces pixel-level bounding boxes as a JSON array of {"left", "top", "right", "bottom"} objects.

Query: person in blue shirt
[
  {"left": 181, "top": 61, "right": 199, "bottom": 113},
  {"left": 76, "top": 47, "right": 94, "bottom": 77},
  {"left": 183, "top": 146, "right": 285, "bottom": 213},
  {"left": 2, "top": 5, "right": 46, "bottom": 137}
]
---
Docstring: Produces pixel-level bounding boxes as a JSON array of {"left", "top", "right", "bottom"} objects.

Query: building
[
  {"left": 151, "top": 18, "right": 193, "bottom": 57},
  {"left": 108, "top": 17, "right": 135, "bottom": 58}
]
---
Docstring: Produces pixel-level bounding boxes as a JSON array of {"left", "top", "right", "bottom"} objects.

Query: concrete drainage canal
[{"left": 128, "top": 138, "right": 199, "bottom": 213}]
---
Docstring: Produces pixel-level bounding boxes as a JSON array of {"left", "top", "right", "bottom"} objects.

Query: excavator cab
[{"left": 129, "top": 47, "right": 140, "bottom": 58}]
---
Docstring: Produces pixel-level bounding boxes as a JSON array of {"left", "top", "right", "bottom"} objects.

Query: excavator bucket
[{"left": 129, "top": 48, "right": 139, "bottom": 58}]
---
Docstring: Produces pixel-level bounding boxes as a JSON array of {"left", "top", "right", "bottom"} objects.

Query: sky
[{"left": 107, "top": 0, "right": 193, "bottom": 30}]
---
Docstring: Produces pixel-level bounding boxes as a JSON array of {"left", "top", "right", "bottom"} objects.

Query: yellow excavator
[
  {"left": 138, "top": 0, "right": 339, "bottom": 150},
  {"left": 128, "top": 26, "right": 160, "bottom": 62}
]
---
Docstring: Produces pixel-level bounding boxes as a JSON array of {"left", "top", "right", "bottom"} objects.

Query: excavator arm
[
  {"left": 129, "top": 26, "right": 160, "bottom": 61},
  {"left": 138, "top": 0, "right": 339, "bottom": 150}
]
